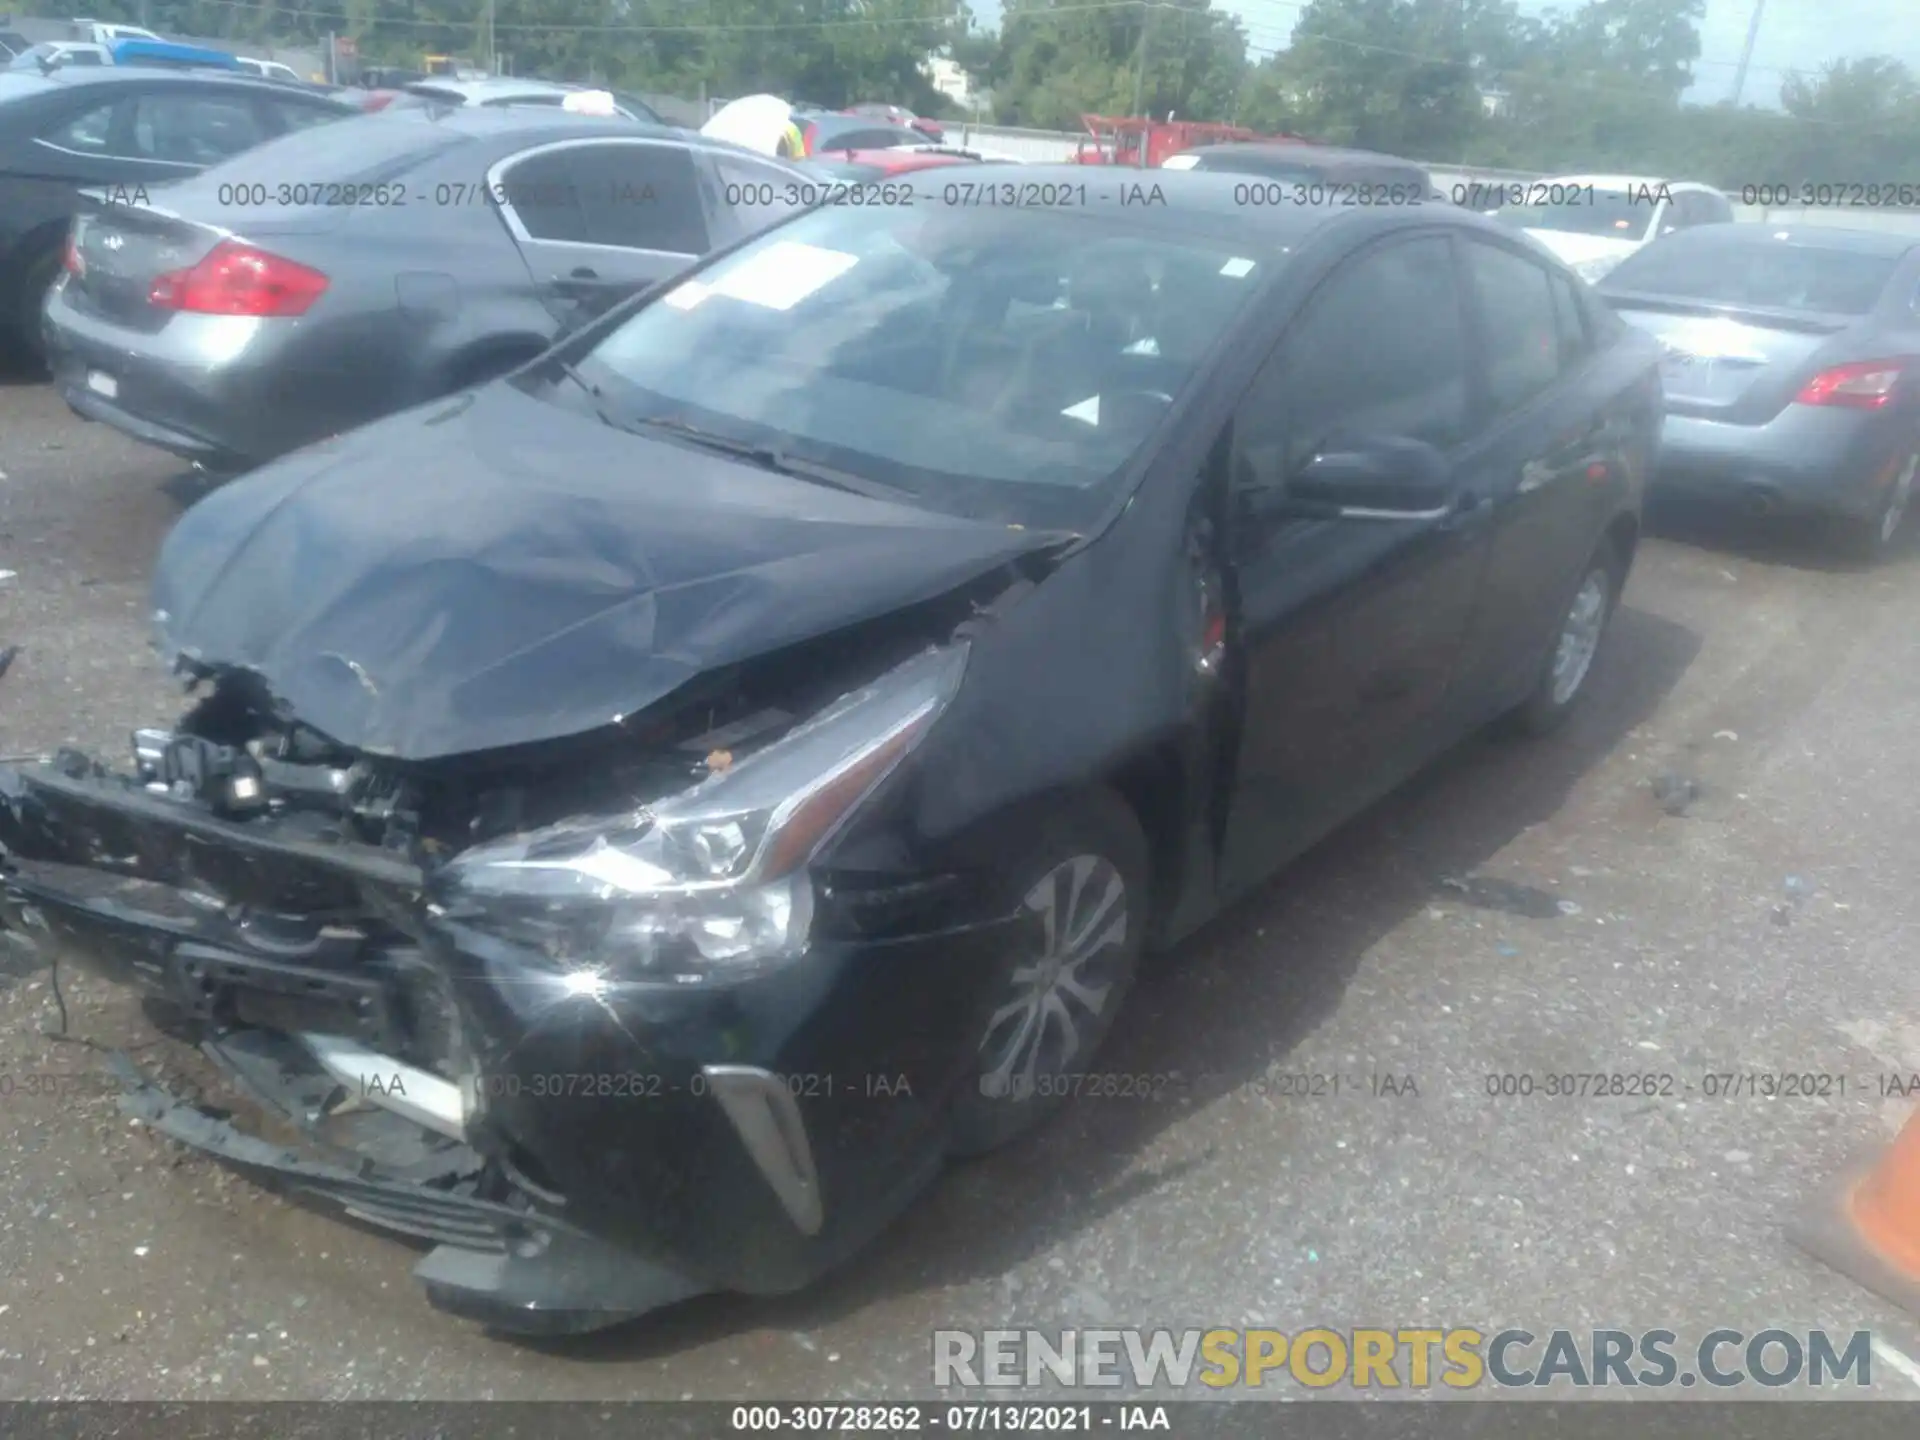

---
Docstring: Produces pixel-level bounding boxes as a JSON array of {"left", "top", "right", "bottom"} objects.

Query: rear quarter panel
[{"left": 252, "top": 195, "right": 558, "bottom": 437}]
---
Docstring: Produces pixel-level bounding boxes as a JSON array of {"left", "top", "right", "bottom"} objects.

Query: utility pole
[
  {"left": 1730, "top": 0, "right": 1766, "bottom": 106},
  {"left": 482, "top": 0, "right": 496, "bottom": 75},
  {"left": 1130, "top": 1, "right": 1154, "bottom": 166}
]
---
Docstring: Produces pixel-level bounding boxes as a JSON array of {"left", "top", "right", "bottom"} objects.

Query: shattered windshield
[{"left": 553, "top": 200, "right": 1263, "bottom": 527}]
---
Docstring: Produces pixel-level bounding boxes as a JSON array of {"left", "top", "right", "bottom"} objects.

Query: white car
[
  {"left": 69, "top": 20, "right": 163, "bottom": 44},
  {"left": 236, "top": 56, "right": 303, "bottom": 84},
  {"left": 6, "top": 39, "right": 112, "bottom": 70},
  {"left": 1490, "top": 174, "right": 1734, "bottom": 283}
]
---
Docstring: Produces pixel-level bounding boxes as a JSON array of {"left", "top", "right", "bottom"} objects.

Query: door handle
[
  {"left": 568, "top": 266, "right": 599, "bottom": 280},
  {"left": 1438, "top": 493, "right": 1492, "bottom": 530}
]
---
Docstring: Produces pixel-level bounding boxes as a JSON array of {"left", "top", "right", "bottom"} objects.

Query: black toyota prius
[{"left": 0, "top": 169, "right": 1661, "bottom": 1335}]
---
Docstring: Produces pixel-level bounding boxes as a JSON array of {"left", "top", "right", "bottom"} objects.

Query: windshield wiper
[
  {"left": 631, "top": 414, "right": 913, "bottom": 503},
  {"left": 543, "top": 356, "right": 633, "bottom": 431}
]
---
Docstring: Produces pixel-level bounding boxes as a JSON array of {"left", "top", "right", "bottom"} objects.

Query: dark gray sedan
[
  {"left": 1596, "top": 224, "right": 1920, "bottom": 557},
  {"left": 41, "top": 105, "right": 811, "bottom": 473}
]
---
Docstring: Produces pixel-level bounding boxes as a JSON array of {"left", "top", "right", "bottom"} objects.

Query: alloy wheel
[
  {"left": 1549, "top": 568, "right": 1609, "bottom": 707},
  {"left": 1879, "top": 453, "right": 1918, "bottom": 547},
  {"left": 977, "top": 854, "right": 1130, "bottom": 1102}
]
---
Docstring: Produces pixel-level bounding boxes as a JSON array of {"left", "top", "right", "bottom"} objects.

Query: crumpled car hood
[{"left": 153, "top": 384, "right": 1057, "bottom": 761}]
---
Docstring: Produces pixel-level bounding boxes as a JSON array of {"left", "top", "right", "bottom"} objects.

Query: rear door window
[
  {"left": 40, "top": 97, "right": 116, "bottom": 153},
  {"left": 127, "top": 91, "right": 266, "bottom": 166},
  {"left": 569, "top": 141, "right": 708, "bottom": 254}
]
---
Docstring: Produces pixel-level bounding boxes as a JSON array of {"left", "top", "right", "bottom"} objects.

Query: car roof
[
  {"left": 1, "top": 63, "right": 341, "bottom": 99},
  {"left": 405, "top": 76, "right": 591, "bottom": 103},
  {"left": 1186, "top": 141, "right": 1424, "bottom": 170},
  {"left": 1635, "top": 223, "right": 1920, "bottom": 258},
  {"left": 899, "top": 163, "right": 1515, "bottom": 251},
  {"left": 369, "top": 103, "right": 684, "bottom": 143},
  {"left": 1540, "top": 173, "right": 1722, "bottom": 195}
]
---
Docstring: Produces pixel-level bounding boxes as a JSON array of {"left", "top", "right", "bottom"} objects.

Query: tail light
[
  {"left": 62, "top": 229, "right": 83, "bottom": 276},
  {"left": 800, "top": 120, "right": 817, "bottom": 156},
  {"left": 147, "top": 240, "right": 328, "bottom": 318},
  {"left": 1795, "top": 360, "right": 1904, "bottom": 410}
]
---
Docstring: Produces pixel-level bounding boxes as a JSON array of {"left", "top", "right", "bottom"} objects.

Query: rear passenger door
[
  {"left": 1446, "top": 237, "right": 1618, "bottom": 715},
  {"left": 493, "top": 138, "right": 710, "bottom": 329},
  {"left": 33, "top": 84, "right": 263, "bottom": 192}
]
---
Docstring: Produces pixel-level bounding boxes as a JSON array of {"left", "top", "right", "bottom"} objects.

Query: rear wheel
[
  {"left": 947, "top": 789, "right": 1149, "bottom": 1156},
  {"left": 1505, "top": 538, "right": 1621, "bottom": 736},
  {"left": 1837, "top": 450, "right": 1917, "bottom": 561},
  {"left": 5, "top": 243, "right": 63, "bottom": 371}
]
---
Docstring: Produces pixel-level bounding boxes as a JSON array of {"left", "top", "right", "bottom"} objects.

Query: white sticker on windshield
[
  {"left": 1162, "top": 154, "right": 1201, "bottom": 171},
  {"left": 1220, "top": 257, "right": 1256, "bottom": 278},
  {"left": 661, "top": 280, "right": 711, "bottom": 310},
  {"left": 1060, "top": 395, "right": 1101, "bottom": 426},
  {"left": 709, "top": 241, "right": 859, "bottom": 311}
]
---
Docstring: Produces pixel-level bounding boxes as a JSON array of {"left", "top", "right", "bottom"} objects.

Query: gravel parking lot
[{"left": 6, "top": 357, "right": 1920, "bottom": 1403}]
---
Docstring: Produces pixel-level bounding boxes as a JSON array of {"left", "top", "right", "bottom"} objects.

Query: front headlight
[{"left": 438, "top": 643, "right": 969, "bottom": 981}]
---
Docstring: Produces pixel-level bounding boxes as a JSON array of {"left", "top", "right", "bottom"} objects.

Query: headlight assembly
[{"left": 437, "top": 643, "right": 969, "bottom": 981}]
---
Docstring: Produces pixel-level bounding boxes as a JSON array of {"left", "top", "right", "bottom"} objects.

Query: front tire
[
  {"left": 947, "top": 789, "right": 1149, "bottom": 1156},
  {"left": 1506, "top": 538, "right": 1621, "bottom": 736}
]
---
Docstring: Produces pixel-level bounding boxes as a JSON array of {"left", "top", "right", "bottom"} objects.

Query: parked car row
[
  {"left": 0, "top": 65, "right": 356, "bottom": 362},
  {"left": 1, "top": 165, "right": 1660, "bottom": 1338}
]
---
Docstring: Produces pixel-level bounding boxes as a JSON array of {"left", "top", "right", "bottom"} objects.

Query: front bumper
[
  {"left": 0, "top": 757, "right": 1017, "bottom": 1332},
  {"left": 1653, "top": 404, "right": 1912, "bottom": 522}
]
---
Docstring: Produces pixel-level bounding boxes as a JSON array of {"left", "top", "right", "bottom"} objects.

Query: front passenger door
[{"left": 1219, "top": 233, "right": 1493, "bottom": 895}]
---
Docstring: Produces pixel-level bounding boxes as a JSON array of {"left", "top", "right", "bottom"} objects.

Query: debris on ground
[
  {"left": 1650, "top": 771, "right": 1701, "bottom": 816},
  {"left": 1439, "top": 875, "right": 1568, "bottom": 920},
  {"left": 0, "top": 644, "right": 18, "bottom": 680}
]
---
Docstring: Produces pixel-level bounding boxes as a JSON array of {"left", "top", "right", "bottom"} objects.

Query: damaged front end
[{"left": 0, "top": 630, "right": 996, "bottom": 1334}]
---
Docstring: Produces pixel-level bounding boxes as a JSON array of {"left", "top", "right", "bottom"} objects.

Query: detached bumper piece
[{"left": 109, "top": 1051, "right": 707, "bottom": 1335}]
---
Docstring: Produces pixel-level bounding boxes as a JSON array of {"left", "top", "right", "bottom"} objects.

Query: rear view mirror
[{"left": 1276, "top": 437, "right": 1458, "bottom": 520}]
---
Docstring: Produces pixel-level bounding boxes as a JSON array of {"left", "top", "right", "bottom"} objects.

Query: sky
[{"left": 967, "top": 0, "right": 1920, "bottom": 110}]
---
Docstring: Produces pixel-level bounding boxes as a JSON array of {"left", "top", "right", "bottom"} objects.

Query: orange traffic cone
[{"left": 1792, "top": 1106, "right": 1920, "bottom": 1317}]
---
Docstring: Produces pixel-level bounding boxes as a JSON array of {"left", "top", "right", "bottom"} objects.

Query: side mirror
[{"left": 1245, "top": 437, "right": 1458, "bottom": 523}]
